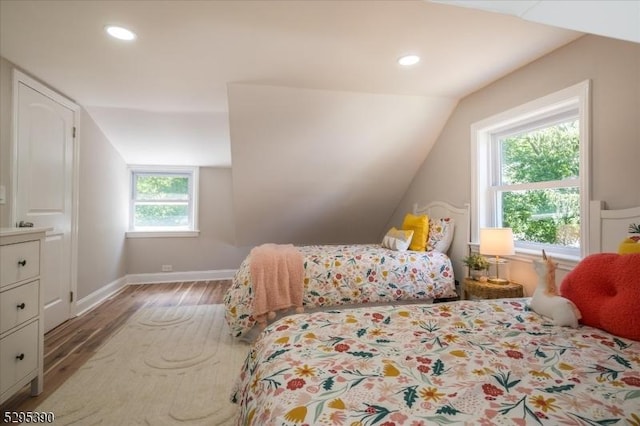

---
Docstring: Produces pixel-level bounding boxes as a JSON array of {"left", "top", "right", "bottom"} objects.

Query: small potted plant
[{"left": 463, "top": 253, "right": 490, "bottom": 279}]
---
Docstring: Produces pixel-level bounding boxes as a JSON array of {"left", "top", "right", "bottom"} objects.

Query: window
[
  {"left": 471, "top": 81, "right": 590, "bottom": 259},
  {"left": 128, "top": 166, "right": 199, "bottom": 237}
]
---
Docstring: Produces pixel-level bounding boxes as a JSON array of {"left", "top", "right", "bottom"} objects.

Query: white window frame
[
  {"left": 471, "top": 80, "right": 590, "bottom": 261},
  {"left": 126, "top": 165, "right": 199, "bottom": 238}
]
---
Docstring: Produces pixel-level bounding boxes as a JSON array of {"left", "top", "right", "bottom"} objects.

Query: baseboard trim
[
  {"left": 126, "top": 269, "right": 237, "bottom": 285},
  {"left": 75, "top": 276, "right": 128, "bottom": 317},
  {"left": 73, "top": 269, "right": 236, "bottom": 317}
]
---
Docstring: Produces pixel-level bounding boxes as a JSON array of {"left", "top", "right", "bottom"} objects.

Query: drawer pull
[
  {"left": 17, "top": 302, "right": 26, "bottom": 310},
  {"left": 18, "top": 259, "right": 27, "bottom": 267},
  {"left": 16, "top": 353, "right": 25, "bottom": 361}
]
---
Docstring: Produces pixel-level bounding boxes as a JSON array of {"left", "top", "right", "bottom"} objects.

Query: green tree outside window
[
  {"left": 499, "top": 121, "right": 580, "bottom": 247},
  {"left": 133, "top": 174, "right": 191, "bottom": 229}
]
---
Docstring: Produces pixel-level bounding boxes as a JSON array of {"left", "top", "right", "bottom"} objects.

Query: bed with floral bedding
[
  {"left": 224, "top": 243, "right": 458, "bottom": 339},
  {"left": 224, "top": 201, "right": 470, "bottom": 340},
  {"left": 231, "top": 299, "right": 640, "bottom": 425}
]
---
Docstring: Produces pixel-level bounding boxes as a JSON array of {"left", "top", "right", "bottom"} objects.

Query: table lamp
[{"left": 479, "top": 228, "right": 515, "bottom": 284}]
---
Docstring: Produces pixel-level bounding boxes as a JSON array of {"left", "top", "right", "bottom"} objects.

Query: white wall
[
  {"left": 125, "top": 167, "right": 251, "bottom": 274},
  {"left": 228, "top": 83, "right": 457, "bottom": 246},
  {"left": 77, "top": 108, "right": 129, "bottom": 299},
  {"left": 388, "top": 35, "right": 640, "bottom": 295}
]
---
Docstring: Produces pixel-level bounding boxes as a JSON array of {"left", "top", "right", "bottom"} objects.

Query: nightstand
[{"left": 462, "top": 277, "right": 524, "bottom": 300}]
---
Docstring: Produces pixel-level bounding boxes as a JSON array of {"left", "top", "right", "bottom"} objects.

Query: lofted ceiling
[
  {"left": 0, "top": 0, "right": 584, "bottom": 167},
  {"left": 6, "top": 0, "right": 632, "bottom": 245}
]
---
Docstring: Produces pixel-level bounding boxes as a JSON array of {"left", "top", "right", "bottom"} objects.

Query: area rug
[{"left": 36, "top": 304, "right": 249, "bottom": 425}]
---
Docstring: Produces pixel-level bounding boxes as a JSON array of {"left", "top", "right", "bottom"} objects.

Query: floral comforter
[
  {"left": 224, "top": 244, "right": 457, "bottom": 338},
  {"left": 232, "top": 299, "right": 640, "bottom": 425}
]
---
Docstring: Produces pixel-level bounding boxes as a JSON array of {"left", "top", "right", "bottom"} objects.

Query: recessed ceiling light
[
  {"left": 105, "top": 25, "right": 137, "bottom": 41},
  {"left": 398, "top": 55, "right": 420, "bottom": 66}
]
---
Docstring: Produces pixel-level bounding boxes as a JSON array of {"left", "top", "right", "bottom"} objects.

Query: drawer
[
  {"left": 0, "top": 281, "right": 39, "bottom": 334},
  {"left": 0, "top": 320, "right": 39, "bottom": 395},
  {"left": 0, "top": 240, "right": 40, "bottom": 288}
]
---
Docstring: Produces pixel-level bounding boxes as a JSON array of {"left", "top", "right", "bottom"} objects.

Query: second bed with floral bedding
[
  {"left": 224, "top": 243, "right": 457, "bottom": 339},
  {"left": 231, "top": 299, "right": 640, "bottom": 425}
]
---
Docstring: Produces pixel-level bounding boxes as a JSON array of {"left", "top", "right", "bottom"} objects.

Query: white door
[{"left": 13, "top": 70, "right": 78, "bottom": 333}]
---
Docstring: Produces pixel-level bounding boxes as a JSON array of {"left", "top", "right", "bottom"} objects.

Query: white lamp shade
[{"left": 479, "top": 228, "right": 515, "bottom": 256}]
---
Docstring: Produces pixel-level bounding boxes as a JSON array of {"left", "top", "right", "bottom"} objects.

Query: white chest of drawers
[{"left": 0, "top": 227, "right": 48, "bottom": 405}]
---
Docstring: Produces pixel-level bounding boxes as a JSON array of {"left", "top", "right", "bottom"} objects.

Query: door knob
[{"left": 18, "top": 259, "right": 27, "bottom": 267}]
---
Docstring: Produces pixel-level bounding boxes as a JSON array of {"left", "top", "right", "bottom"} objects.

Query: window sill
[
  {"left": 510, "top": 247, "right": 580, "bottom": 264},
  {"left": 468, "top": 242, "right": 580, "bottom": 270},
  {"left": 126, "top": 230, "right": 200, "bottom": 239}
]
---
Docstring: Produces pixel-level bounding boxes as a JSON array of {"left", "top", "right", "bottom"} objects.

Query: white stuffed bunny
[{"left": 530, "top": 250, "right": 581, "bottom": 328}]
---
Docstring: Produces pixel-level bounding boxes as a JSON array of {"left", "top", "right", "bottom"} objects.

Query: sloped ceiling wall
[
  {"left": 229, "top": 83, "right": 457, "bottom": 246},
  {"left": 85, "top": 107, "right": 231, "bottom": 167}
]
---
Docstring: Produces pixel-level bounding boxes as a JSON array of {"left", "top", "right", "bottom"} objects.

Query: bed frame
[
  {"left": 407, "top": 200, "right": 639, "bottom": 282},
  {"left": 413, "top": 201, "right": 470, "bottom": 286},
  {"left": 591, "top": 200, "right": 640, "bottom": 253}
]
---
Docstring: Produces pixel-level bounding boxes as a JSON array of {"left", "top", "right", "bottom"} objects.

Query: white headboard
[
  {"left": 590, "top": 200, "right": 640, "bottom": 253},
  {"left": 413, "top": 201, "right": 470, "bottom": 286}
]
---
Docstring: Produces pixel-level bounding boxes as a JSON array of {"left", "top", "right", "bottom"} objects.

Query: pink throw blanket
[{"left": 250, "top": 243, "right": 304, "bottom": 328}]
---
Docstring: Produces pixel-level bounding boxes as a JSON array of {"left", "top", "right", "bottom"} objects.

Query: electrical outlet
[{"left": 161, "top": 264, "right": 173, "bottom": 272}]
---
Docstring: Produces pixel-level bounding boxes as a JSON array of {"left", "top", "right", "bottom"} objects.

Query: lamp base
[{"left": 487, "top": 277, "right": 509, "bottom": 285}]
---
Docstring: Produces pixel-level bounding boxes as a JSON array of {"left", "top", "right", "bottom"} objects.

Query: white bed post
[
  {"left": 412, "top": 201, "right": 471, "bottom": 289},
  {"left": 590, "top": 200, "right": 640, "bottom": 254}
]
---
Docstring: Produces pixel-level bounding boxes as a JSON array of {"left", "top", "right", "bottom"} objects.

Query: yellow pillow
[{"left": 401, "top": 213, "right": 429, "bottom": 251}]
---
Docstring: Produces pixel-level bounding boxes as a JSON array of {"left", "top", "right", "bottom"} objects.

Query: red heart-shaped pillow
[{"left": 560, "top": 253, "right": 640, "bottom": 341}]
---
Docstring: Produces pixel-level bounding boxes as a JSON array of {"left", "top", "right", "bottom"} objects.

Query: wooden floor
[{"left": 0, "top": 280, "right": 231, "bottom": 418}]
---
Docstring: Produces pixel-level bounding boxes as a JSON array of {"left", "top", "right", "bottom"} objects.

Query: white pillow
[
  {"left": 427, "top": 218, "right": 455, "bottom": 253},
  {"left": 382, "top": 227, "right": 414, "bottom": 251}
]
